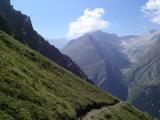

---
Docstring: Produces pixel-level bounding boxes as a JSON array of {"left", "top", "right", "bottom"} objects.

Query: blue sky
[{"left": 11, "top": 0, "right": 160, "bottom": 39}]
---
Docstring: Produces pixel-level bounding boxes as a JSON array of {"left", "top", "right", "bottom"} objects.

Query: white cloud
[
  {"left": 142, "top": 0, "right": 160, "bottom": 25},
  {"left": 67, "top": 8, "right": 109, "bottom": 39}
]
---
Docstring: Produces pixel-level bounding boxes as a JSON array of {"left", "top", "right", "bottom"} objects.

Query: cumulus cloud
[
  {"left": 142, "top": 0, "right": 160, "bottom": 25},
  {"left": 67, "top": 8, "right": 109, "bottom": 39}
]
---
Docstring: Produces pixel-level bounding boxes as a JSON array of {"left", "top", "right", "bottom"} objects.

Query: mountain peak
[
  {"left": 148, "top": 29, "right": 159, "bottom": 34},
  {"left": 144, "top": 29, "right": 160, "bottom": 35},
  {"left": 89, "top": 30, "right": 118, "bottom": 38}
]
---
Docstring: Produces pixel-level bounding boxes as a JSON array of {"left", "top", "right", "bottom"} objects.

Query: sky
[{"left": 11, "top": 0, "right": 160, "bottom": 39}]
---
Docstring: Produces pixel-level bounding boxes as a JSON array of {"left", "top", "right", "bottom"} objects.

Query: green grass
[
  {"left": 0, "top": 31, "right": 117, "bottom": 119},
  {"left": 0, "top": 31, "right": 155, "bottom": 120}
]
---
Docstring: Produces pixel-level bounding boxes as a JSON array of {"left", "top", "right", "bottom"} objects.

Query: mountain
[
  {"left": 62, "top": 31, "right": 129, "bottom": 100},
  {"left": 125, "top": 30, "right": 160, "bottom": 119},
  {"left": 0, "top": 0, "right": 87, "bottom": 80},
  {"left": 0, "top": 31, "right": 155, "bottom": 120},
  {"left": 63, "top": 29, "right": 160, "bottom": 119},
  {"left": 50, "top": 38, "right": 69, "bottom": 50},
  {"left": 89, "top": 31, "right": 130, "bottom": 69},
  {"left": 120, "top": 30, "right": 160, "bottom": 64}
]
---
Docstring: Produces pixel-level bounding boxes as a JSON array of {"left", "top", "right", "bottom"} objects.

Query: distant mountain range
[
  {"left": 124, "top": 30, "right": 160, "bottom": 119},
  {"left": 120, "top": 30, "right": 160, "bottom": 64},
  {"left": 63, "top": 29, "right": 160, "bottom": 119}
]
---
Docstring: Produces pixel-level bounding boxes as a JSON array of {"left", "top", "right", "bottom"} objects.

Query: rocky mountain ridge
[{"left": 0, "top": 0, "right": 87, "bottom": 80}]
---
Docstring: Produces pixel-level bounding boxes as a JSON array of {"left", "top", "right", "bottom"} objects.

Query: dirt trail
[{"left": 82, "top": 102, "right": 122, "bottom": 120}]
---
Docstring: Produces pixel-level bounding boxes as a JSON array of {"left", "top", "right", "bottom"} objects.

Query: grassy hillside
[
  {"left": 0, "top": 0, "right": 88, "bottom": 80},
  {"left": 0, "top": 31, "right": 154, "bottom": 120},
  {"left": 0, "top": 31, "right": 117, "bottom": 120}
]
